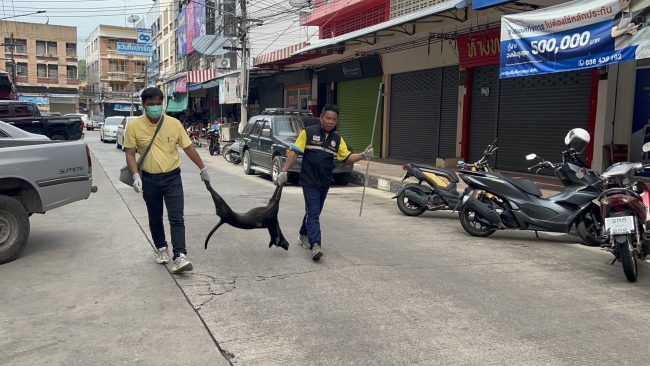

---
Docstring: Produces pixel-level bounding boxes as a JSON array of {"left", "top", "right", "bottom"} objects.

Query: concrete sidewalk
[
  {"left": 350, "top": 158, "right": 564, "bottom": 195},
  {"left": 0, "top": 155, "right": 230, "bottom": 366}
]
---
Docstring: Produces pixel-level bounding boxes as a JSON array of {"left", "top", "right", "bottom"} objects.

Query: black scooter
[
  {"left": 457, "top": 148, "right": 603, "bottom": 245},
  {"left": 207, "top": 129, "right": 220, "bottom": 156}
]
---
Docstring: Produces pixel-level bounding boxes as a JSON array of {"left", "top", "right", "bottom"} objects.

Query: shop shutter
[
  {"left": 468, "top": 65, "right": 500, "bottom": 164},
  {"left": 389, "top": 68, "right": 442, "bottom": 162},
  {"left": 259, "top": 84, "right": 283, "bottom": 112},
  {"left": 337, "top": 77, "right": 383, "bottom": 154},
  {"left": 439, "top": 66, "right": 460, "bottom": 158},
  {"left": 496, "top": 70, "right": 591, "bottom": 172}
]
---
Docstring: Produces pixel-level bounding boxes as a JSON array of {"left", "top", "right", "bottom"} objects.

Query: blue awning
[
  {"left": 188, "top": 83, "right": 202, "bottom": 92},
  {"left": 472, "top": 0, "right": 515, "bottom": 10}
]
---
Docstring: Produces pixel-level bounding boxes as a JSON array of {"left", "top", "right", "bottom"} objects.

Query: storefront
[
  {"left": 250, "top": 70, "right": 312, "bottom": 113},
  {"left": 388, "top": 65, "right": 459, "bottom": 162},
  {"left": 460, "top": 28, "right": 596, "bottom": 172}
]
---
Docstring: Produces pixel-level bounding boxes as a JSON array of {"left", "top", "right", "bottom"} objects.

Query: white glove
[
  {"left": 200, "top": 167, "right": 210, "bottom": 182},
  {"left": 133, "top": 173, "right": 142, "bottom": 193},
  {"left": 362, "top": 145, "right": 374, "bottom": 159},
  {"left": 276, "top": 171, "right": 288, "bottom": 186}
]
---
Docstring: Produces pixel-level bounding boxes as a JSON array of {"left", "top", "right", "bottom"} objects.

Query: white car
[
  {"left": 116, "top": 116, "right": 138, "bottom": 150},
  {"left": 100, "top": 116, "right": 124, "bottom": 143},
  {"left": 64, "top": 113, "right": 92, "bottom": 131}
]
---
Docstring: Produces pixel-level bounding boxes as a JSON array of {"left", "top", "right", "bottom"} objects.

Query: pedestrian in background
[
  {"left": 278, "top": 104, "right": 373, "bottom": 260},
  {"left": 124, "top": 87, "right": 211, "bottom": 273}
]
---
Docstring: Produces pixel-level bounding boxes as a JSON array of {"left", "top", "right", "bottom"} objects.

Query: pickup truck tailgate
[{"left": 1, "top": 140, "right": 93, "bottom": 212}]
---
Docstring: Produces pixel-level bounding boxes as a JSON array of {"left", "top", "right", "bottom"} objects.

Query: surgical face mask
[{"left": 146, "top": 105, "right": 163, "bottom": 119}]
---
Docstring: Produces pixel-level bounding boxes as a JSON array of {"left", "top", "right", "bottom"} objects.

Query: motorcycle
[
  {"left": 457, "top": 129, "right": 603, "bottom": 245},
  {"left": 222, "top": 139, "right": 242, "bottom": 164},
  {"left": 597, "top": 150, "right": 650, "bottom": 282},
  {"left": 392, "top": 139, "right": 498, "bottom": 216},
  {"left": 207, "top": 129, "right": 220, "bottom": 156}
]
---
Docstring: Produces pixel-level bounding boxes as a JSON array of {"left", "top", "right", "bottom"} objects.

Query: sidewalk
[{"left": 351, "top": 158, "right": 563, "bottom": 195}]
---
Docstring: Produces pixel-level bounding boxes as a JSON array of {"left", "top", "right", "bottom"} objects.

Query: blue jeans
[
  {"left": 142, "top": 169, "right": 186, "bottom": 259},
  {"left": 299, "top": 186, "right": 329, "bottom": 247}
]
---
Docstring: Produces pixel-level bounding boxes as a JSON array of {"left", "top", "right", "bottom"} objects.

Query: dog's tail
[{"left": 204, "top": 220, "right": 223, "bottom": 249}]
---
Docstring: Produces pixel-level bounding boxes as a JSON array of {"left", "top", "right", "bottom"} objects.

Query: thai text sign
[
  {"left": 500, "top": 0, "right": 650, "bottom": 78},
  {"left": 457, "top": 28, "right": 501, "bottom": 68},
  {"left": 116, "top": 42, "right": 153, "bottom": 57}
]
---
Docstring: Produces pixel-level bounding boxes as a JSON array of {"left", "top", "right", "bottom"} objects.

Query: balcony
[
  {"left": 300, "top": 0, "right": 383, "bottom": 26},
  {"left": 106, "top": 71, "right": 128, "bottom": 81}
]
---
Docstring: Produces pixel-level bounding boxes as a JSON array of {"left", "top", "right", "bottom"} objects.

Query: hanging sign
[
  {"left": 500, "top": 0, "right": 650, "bottom": 79},
  {"left": 457, "top": 28, "right": 501, "bottom": 68}
]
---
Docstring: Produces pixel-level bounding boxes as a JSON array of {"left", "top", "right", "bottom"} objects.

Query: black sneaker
[{"left": 311, "top": 244, "right": 323, "bottom": 261}]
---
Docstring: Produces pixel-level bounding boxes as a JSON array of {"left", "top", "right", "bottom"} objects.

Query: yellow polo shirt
[{"left": 124, "top": 114, "right": 192, "bottom": 174}]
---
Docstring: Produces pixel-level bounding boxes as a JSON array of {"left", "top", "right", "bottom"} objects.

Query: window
[
  {"left": 14, "top": 104, "right": 35, "bottom": 118},
  {"left": 48, "top": 64, "right": 58, "bottom": 78},
  {"left": 250, "top": 120, "right": 264, "bottom": 136},
  {"left": 107, "top": 40, "right": 117, "bottom": 50},
  {"left": 36, "top": 41, "right": 46, "bottom": 55},
  {"left": 0, "top": 128, "right": 8, "bottom": 138},
  {"left": 66, "top": 43, "right": 77, "bottom": 57},
  {"left": 136, "top": 61, "right": 146, "bottom": 75},
  {"left": 0, "top": 104, "right": 9, "bottom": 119},
  {"left": 37, "top": 64, "right": 58, "bottom": 78},
  {"left": 7, "top": 62, "right": 29, "bottom": 77},
  {"left": 109, "top": 59, "right": 125, "bottom": 72},
  {"left": 4, "top": 38, "right": 26, "bottom": 53},
  {"left": 48, "top": 42, "right": 58, "bottom": 56},
  {"left": 67, "top": 65, "right": 78, "bottom": 79},
  {"left": 37, "top": 64, "right": 47, "bottom": 77}
]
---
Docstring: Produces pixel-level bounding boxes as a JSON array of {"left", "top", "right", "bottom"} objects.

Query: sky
[
  {"left": 2, "top": 0, "right": 160, "bottom": 58},
  {"left": 3, "top": 0, "right": 318, "bottom": 60}
]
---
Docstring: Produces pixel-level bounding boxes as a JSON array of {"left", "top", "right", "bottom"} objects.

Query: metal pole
[
  {"left": 359, "top": 82, "right": 383, "bottom": 217},
  {"left": 239, "top": 0, "right": 248, "bottom": 126}
]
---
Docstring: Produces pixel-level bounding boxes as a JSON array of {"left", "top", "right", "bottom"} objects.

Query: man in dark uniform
[{"left": 277, "top": 104, "right": 373, "bottom": 260}]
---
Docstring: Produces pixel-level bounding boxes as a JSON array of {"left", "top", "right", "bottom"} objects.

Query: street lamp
[{"left": 0, "top": 10, "right": 46, "bottom": 20}]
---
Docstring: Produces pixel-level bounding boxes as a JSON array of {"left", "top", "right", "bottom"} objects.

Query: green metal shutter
[{"left": 337, "top": 77, "right": 383, "bottom": 154}]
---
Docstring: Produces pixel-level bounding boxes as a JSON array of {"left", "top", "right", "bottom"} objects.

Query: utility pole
[
  {"left": 8, "top": 33, "right": 16, "bottom": 83},
  {"left": 239, "top": 0, "right": 248, "bottom": 126}
]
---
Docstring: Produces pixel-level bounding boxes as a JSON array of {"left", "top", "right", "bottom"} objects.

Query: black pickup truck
[{"left": 0, "top": 100, "right": 83, "bottom": 140}]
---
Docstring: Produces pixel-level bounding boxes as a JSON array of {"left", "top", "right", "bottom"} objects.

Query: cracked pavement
[{"left": 4, "top": 131, "right": 650, "bottom": 366}]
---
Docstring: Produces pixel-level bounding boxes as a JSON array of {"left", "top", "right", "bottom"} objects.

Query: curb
[{"left": 351, "top": 170, "right": 403, "bottom": 193}]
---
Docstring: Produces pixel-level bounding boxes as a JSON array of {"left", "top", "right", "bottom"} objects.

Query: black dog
[{"left": 204, "top": 181, "right": 289, "bottom": 250}]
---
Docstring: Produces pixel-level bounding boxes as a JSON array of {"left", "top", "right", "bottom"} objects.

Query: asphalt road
[{"left": 4, "top": 131, "right": 650, "bottom": 365}]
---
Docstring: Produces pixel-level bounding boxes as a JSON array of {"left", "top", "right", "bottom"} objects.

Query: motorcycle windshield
[{"left": 602, "top": 163, "right": 640, "bottom": 178}]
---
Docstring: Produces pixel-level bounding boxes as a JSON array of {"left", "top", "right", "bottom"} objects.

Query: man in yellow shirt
[
  {"left": 124, "top": 87, "right": 210, "bottom": 273},
  {"left": 278, "top": 104, "right": 373, "bottom": 260}
]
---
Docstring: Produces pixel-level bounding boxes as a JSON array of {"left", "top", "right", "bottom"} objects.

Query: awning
[
  {"left": 472, "top": 0, "right": 515, "bottom": 10},
  {"left": 188, "top": 83, "right": 203, "bottom": 92},
  {"left": 166, "top": 93, "right": 188, "bottom": 113},
  {"left": 293, "top": 0, "right": 466, "bottom": 56},
  {"left": 189, "top": 69, "right": 219, "bottom": 84},
  {"left": 254, "top": 42, "right": 309, "bottom": 67}
]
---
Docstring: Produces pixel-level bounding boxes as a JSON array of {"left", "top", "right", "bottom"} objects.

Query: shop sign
[
  {"left": 19, "top": 96, "right": 49, "bottom": 112},
  {"left": 500, "top": 0, "right": 650, "bottom": 79},
  {"left": 219, "top": 75, "right": 241, "bottom": 104},
  {"left": 341, "top": 60, "right": 363, "bottom": 79},
  {"left": 176, "top": 77, "right": 188, "bottom": 93},
  {"left": 116, "top": 42, "right": 153, "bottom": 57},
  {"left": 457, "top": 28, "right": 500, "bottom": 68}
]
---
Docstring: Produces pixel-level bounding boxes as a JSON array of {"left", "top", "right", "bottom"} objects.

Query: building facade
[
  {"left": 85, "top": 25, "right": 148, "bottom": 117},
  {"left": 0, "top": 20, "right": 79, "bottom": 114}
]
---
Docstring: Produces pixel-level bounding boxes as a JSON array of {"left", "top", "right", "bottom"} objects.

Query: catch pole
[{"left": 359, "top": 82, "right": 384, "bottom": 217}]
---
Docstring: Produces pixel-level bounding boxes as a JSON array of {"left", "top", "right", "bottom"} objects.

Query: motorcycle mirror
[
  {"left": 643, "top": 142, "right": 650, "bottom": 153},
  {"left": 526, "top": 153, "right": 537, "bottom": 161},
  {"left": 457, "top": 160, "right": 465, "bottom": 167}
]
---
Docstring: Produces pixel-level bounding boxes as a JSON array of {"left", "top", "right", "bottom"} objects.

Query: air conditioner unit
[{"left": 217, "top": 58, "right": 231, "bottom": 69}]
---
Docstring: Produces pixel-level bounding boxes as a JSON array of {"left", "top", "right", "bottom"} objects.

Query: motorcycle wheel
[
  {"left": 209, "top": 142, "right": 215, "bottom": 156},
  {"left": 459, "top": 203, "right": 497, "bottom": 237},
  {"left": 396, "top": 190, "right": 426, "bottom": 216},
  {"left": 617, "top": 235, "right": 638, "bottom": 282},
  {"left": 576, "top": 218, "right": 601, "bottom": 247}
]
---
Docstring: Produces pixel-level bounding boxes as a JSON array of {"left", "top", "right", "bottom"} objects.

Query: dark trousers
[
  {"left": 299, "top": 186, "right": 329, "bottom": 247},
  {"left": 142, "top": 169, "right": 186, "bottom": 259}
]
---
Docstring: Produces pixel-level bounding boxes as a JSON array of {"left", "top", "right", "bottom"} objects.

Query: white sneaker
[
  {"left": 171, "top": 254, "right": 193, "bottom": 273},
  {"left": 299, "top": 234, "right": 310, "bottom": 249},
  {"left": 156, "top": 248, "right": 170, "bottom": 264}
]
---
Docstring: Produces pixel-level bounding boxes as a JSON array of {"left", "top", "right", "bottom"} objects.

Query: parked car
[
  {"left": 116, "top": 116, "right": 138, "bottom": 150},
  {"left": 87, "top": 115, "right": 103, "bottom": 131},
  {"left": 100, "top": 116, "right": 124, "bottom": 143},
  {"left": 0, "top": 134, "right": 96, "bottom": 264},
  {"left": 240, "top": 113, "right": 354, "bottom": 185},
  {"left": 0, "top": 100, "right": 83, "bottom": 140},
  {"left": 65, "top": 113, "right": 91, "bottom": 131},
  {"left": 0, "top": 121, "right": 50, "bottom": 141}
]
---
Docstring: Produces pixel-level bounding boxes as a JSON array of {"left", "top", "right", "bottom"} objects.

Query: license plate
[{"left": 605, "top": 216, "right": 635, "bottom": 235}]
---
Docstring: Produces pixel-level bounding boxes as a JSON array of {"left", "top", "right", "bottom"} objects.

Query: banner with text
[{"left": 500, "top": 0, "right": 650, "bottom": 78}]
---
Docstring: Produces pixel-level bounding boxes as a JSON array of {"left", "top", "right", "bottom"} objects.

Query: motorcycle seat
[
  {"left": 492, "top": 172, "right": 543, "bottom": 197},
  {"left": 411, "top": 164, "right": 459, "bottom": 183}
]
